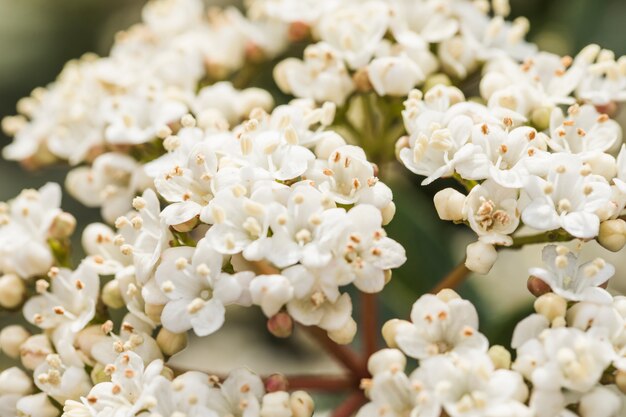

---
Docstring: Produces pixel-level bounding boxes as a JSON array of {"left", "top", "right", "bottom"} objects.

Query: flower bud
[
  {"left": 267, "top": 312, "right": 293, "bottom": 339},
  {"left": 479, "top": 72, "right": 508, "bottom": 100},
  {"left": 530, "top": 106, "right": 553, "bottom": 132},
  {"left": 465, "top": 241, "right": 497, "bottom": 274},
  {"left": 534, "top": 293, "right": 567, "bottom": 321},
  {"left": 585, "top": 152, "right": 617, "bottom": 181},
  {"left": 49, "top": 212, "right": 76, "bottom": 239},
  {"left": 381, "top": 202, "right": 396, "bottom": 225},
  {"left": 328, "top": 317, "right": 357, "bottom": 345},
  {"left": 579, "top": 386, "right": 621, "bottom": 417},
  {"left": 353, "top": 67, "right": 373, "bottom": 93},
  {"left": 290, "top": 391, "right": 314, "bottom": 417},
  {"left": 265, "top": 374, "right": 289, "bottom": 393},
  {"left": 261, "top": 392, "right": 291, "bottom": 417},
  {"left": 156, "top": 328, "right": 188, "bottom": 356},
  {"left": 488, "top": 345, "right": 511, "bottom": 369},
  {"left": 90, "top": 363, "right": 110, "bottom": 384},
  {"left": 436, "top": 289, "right": 461, "bottom": 302},
  {"left": 381, "top": 319, "right": 404, "bottom": 348},
  {"left": 527, "top": 276, "right": 552, "bottom": 297},
  {"left": 314, "top": 132, "right": 346, "bottom": 160},
  {"left": 0, "top": 274, "right": 26, "bottom": 309},
  {"left": 423, "top": 73, "right": 452, "bottom": 94},
  {"left": 145, "top": 303, "right": 165, "bottom": 324},
  {"left": 171, "top": 216, "right": 199, "bottom": 233},
  {"left": 598, "top": 219, "right": 626, "bottom": 252},
  {"left": 616, "top": 370, "right": 626, "bottom": 394},
  {"left": 433, "top": 188, "right": 466, "bottom": 221},
  {"left": 0, "top": 325, "right": 30, "bottom": 359},
  {"left": 0, "top": 367, "right": 33, "bottom": 395},
  {"left": 367, "top": 348, "right": 406, "bottom": 375},
  {"left": 20, "top": 334, "right": 52, "bottom": 370},
  {"left": 102, "top": 279, "right": 125, "bottom": 309},
  {"left": 368, "top": 56, "right": 424, "bottom": 97}
]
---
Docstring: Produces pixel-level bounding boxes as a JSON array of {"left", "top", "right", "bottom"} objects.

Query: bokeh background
[{"left": 0, "top": 0, "right": 625, "bottom": 409}]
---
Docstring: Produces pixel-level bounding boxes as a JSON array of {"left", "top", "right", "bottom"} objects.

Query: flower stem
[
  {"left": 360, "top": 293, "right": 378, "bottom": 360},
  {"left": 302, "top": 325, "right": 366, "bottom": 377},
  {"left": 508, "top": 229, "right": 574, "bottom": 249},
  {"left": 331, "top": 392, "right": 368, "bottom": 417},
  {"left": 430, "top": 260, "right": 471, "bottom": 294}
]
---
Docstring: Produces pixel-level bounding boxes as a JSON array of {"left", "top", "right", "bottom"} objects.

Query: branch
[
  {"left": 430, "top": 260, "right": 470, "bottom": 294},
  {"left": 331, "top": 392, "right": 368, "bottom": 417},
  {"left": 360, "top": 293, "right": 378, "bottom": 360},
  {"left": 302, "top": 325, "right": 366, "bottom": 378},
  {"left": 508, "top": 229, "right": 574, "bottom": 249}
]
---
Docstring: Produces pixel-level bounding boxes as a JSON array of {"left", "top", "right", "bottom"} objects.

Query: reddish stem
[
  {"left": 360, "top": 292, "right": 378, "bottom": 360},
  {"left": 331, "top": 392, "right": 368, "bottom": 417},
  {"left": 302, "top": 325, "right": 366, "bottom": 377},
  {"left": 284, "top": 374, "right": 355, "bottom": 391},
  {"left": 430, "top": 260, "right": 470, "bottom": 294}
]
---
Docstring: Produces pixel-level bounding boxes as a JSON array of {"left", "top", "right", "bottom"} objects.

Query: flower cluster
[
  {"left": 1, "top": 0, "right": 282, "bottom": 167},
  {"left": 359, "top": 287, "right": 626, "bottom": 417},
  {"left": 398, "top": 80, "right": 626, "bottom": 273}
]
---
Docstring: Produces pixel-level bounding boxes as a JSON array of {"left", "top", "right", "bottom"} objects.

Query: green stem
[
  {"left": 508, "top": 229, "right": 574, "bottom": 249},
  {"left": 452, "top": 173, "right": 478, "bottom": 192}
]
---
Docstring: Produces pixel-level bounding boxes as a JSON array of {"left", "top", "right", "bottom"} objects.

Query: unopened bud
[
  {"left": 171, "top": 216, "right": 199, "bottom": 233},
  {"left": 367, "top": 348, "right": 406, "bottom": 375},
  {"left": 20, "top": 334, "right": 52, "bottom": 370},
  {"left": 531, "top": 107, "right": 553, "bottom": 132},
  {"left": 381, "top": 319, "right": 405, "bottom": 348},
  {"left": 49, "top": 212, "right": 76, "bottom": 239},
  {"left": 265, "top": 374, "right": 289, "bottom": 393},
  {"left": 156, "top": 328, "right": 188, "bottom": 356},
  {"left": 527, "top": 276, "right": 552, "bottom": 297},
  {"left": 0, "top": 325, "right": 30, "bottom": 359},
  {"left": 315, "top": 133, "right": 347, "bottom": 161},
  {"left": 534, "top": 293, "right": 567, "bottom": 321},
  {"left": 381, "top": 202, "right": 396, "bottom": 225},
  {"left": 598, "top": 219, "right": 626, "bottom": 252},
  {"left": 90, "top": 363, "right": 110, "bottom": 385},
  {"left": 585, "top": 152, "right": 617, "bottom": 181},
  {"left": 353, "top": 67, "right": 373, "bottom": 93},
  {"left": 436, "top": 288, "right": 461, "bottom": 302},
  {"left": 423, "top": 73, "right": 452, "bottom": 94},
  {"left": 616, "top": 370, "right": 626, "bottom": 394},
  {"left": 261, "top": 391, "right": 291, "bottom": 417},
  {"left": 290, "top": 391, "right": 314, "bottom": 417},
  {"left": 465, "top": 241, "right": 497, "bottom": 274},
  {"left": 0, "top": 367, "right": 33, "bottom": 395},
  {"left": 145, "top": 303, "right": 164, "bottom": 325},
  {"left": 488, "top": 345, "right": 511, "bottom": 369},
  {"left": 102, "top": 279, "right": 125, "bottom": 309},
  {"left": 76, "top": 325, "right": 107, "bottom": 359},
  {"left": 0, "top": 274, "right": 26, "bottom": 309},
  {"left": 267, "top": 312, "right": 293, "bottom": 338},
  {"left": 434, "top": 188, "right": 466, "bottom": 221},
  {"left": 327, "top": 317, "right": 357, "bottom": 345}
]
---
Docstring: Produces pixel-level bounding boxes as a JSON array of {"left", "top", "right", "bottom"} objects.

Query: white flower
[
  {"left": 67, "top": 153, "right": 149, "bottom": 224},
  {"left": 463, "top": 179, "right": 520, "bottom": 245},
  {"left": 274, "top": 43, "right": 354, "bottom": 105},
  {"left": 367, "top": 54, "right": 425, "bottom": 97},
  {"left": 250, "top": 274, "right": 294, "bottom": 317},
  {"left": 548, "top": 104, "right": 621, "bottom": 155},
  {"left": 155, "top": 240, "right": 253, "bottom": 336},
  {"left": 576, "top": 52, "right": 626, "bottom": 105},
  {"left": 514, "top": 327, "right": 614, "bottom": 393},
  {"left": 15, "top": 393, "right": 58, "bottom": 417},
  {"left": 264, "top": 184, "right": 340, "bottom": 269},
  {"left": 0, "top": 182, "right": 64, "bottom": 278},
  {"left": 331, "top": 204, "right": 406, "bottom": 293},
  {"left": 283, "top": 264, "right": 352, "bottom": 332},
  {"left": 23, "top": 262, "right": 99, "bottom": 333},
  {"left": 314, "top": 145, "right": 392, "bottom": 209},
  {"left": 393, "top": 293, "right": 488, "bottom": 359},
  {"left": 193, "top": 82, "right": 274, "bottom": 126},
  {"left": 116, "top": 189, "right": 171, "bottom": 284},
  {"left": 316, "top": 1, "right": 390, "bottom": 69},
  {"left": 529, "top": 245, "right": 614, "bottom": 302},
  {"left": 34, "top": 354, "right": 91, "bottom": 404},
  {"left": 81, "top": 223, "right": 131, "bottom": 275},
  {"left": 521, "top": 154, "right": 612, "bottom": 239},
  {"left": 0, "top": 367, "right": 34, "bottom": 417}
]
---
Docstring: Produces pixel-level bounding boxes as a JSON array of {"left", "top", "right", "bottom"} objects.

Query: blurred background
[{"left": 0, "top": 0, "right": 625, "bottom": 409}]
